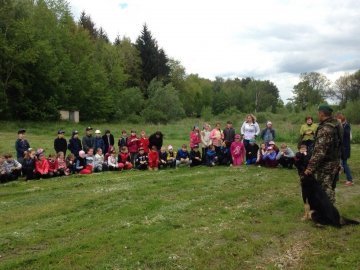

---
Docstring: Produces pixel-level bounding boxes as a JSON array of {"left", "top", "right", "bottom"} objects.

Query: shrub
[{"left": 201, "top": 106, "right": 213, "bottom": 121}]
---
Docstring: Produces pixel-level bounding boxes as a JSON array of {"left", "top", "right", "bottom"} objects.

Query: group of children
[{"left": 0, "top": 123, "right": 301, "bottom": 183}]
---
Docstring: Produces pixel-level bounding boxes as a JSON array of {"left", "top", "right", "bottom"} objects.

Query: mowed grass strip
[{"left": 1, "top": 152, "right": 359, "bottom": 270}]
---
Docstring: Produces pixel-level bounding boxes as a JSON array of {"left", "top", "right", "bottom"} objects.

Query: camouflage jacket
[{"left": 307, "top": 117, "right": 343, "bottom": 173}]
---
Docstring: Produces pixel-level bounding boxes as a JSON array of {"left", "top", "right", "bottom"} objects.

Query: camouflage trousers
[{"left": 315, "top": 161, "right": 340, "bottom": 204}]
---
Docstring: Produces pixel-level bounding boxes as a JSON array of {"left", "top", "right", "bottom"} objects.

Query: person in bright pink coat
[
  {"left": 230, "top": 134, "right": 246, "bottom": 166},
  {"left": 190, "top": 126, "right": 201, "bottom": 149}
]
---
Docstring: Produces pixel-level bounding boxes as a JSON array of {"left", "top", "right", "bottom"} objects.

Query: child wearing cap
[
  {"left": 230, "top": 134, "right": 246, "bottom": 166},
  {"left": 135, "top": 147, "right": 148, "bottom": 170},
  {"left": 148, "top": 146, "right": 159, "bottom": 171},
  {"left": 82, "top": 127, "right": 95, "bottom": 153},
  {"left": 68, "top": 130, "right": 82, "bottom": 157},
  {"left": 276, "top": 143, "right": 295, "bottom": 169},
  {"left": 206, "top": 145, "right": 218, "bottom": 167},
  {"left": 118, "top": 146, "right": 133, "bottom": 170},
  {"left": 260, "top": 121, "right": 276, "bottom": 146},
  {"left": 246, "top": 139, "right": 259, "bottom": 165},
  {"left": 166, "top": 145, "right": 177, "bottom": 168},
  {"left": 127, "top": 130, "right": 140, "bottom": 166},
  {"left": 35, "top": 149, "right": 50, "bottom": 179},
  {"left": 190, "top": 144, "right": 202, "bottom": 167},
  {"left": 54, "top": 130, "right": 67, "bottom": 155},
  {"left": 159, "top": 147, "right": 168, "bottom": 169},
  {"left": 15, "top": 129, "right": 30, "bottom": 164},
  {"left": 3, "top": 153, "right": 22, "bottom": 181},
  {"left": 22, "top": 149, "right": 36, "bottom": 180},
  {"left": 94, "top": 130, "right": 105, "bottom": 154},
  {"left": 176, "top": 144, "right": 191, "bottom": 167}
]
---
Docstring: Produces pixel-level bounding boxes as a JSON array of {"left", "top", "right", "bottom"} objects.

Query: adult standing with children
[
  {"left": 336, "top": 112, "right": 353, "bottom": 186},
  {"left": 260, "top": 121, "right": 276, "bottom": 145},
  {"left": 240, "top": 114, "right": 260, "bottom": 149}
]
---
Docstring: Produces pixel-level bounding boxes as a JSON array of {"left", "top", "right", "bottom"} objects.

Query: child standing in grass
[
  {"left": 140, "top": 131, "right": 150, "bottom": 154},
  {"left": 35, "top": 149, "right": 49, "bottom": 179},
  {"left": 54, "top": 130, "right": 67, "bottom": 155},
  {"left": 176, "top": 144, "right": 191, "bottom": 167},
  {"left": 118, "top": 146, "right": 133, "bottom": 170},
  {"left": 68, "top": 130, "right": 82, "bottom": 158},
  {"left": 230, "top": 134, "right": 246, "bottom": 166},
  {"left": 94, "top": 130, "right": 105, "bottom": 155},
  {"left": 118, "top": 130, "right": 128, "bottom": 151},
  {"left": 190, "top": 126, "right": 201, "bottom": 149},
  {"left": 15, "top": 129, "right": 30, "bottom": 164},
  {"left": 148, "top": 146, "right": 159, "bottom": 171},
  {"left": 201, "top": 124, "right": 211, "bottom": 164},
  {"left": 135, "top": 147, "right": 148, "bottom": 170},
  {"left": 22, "top": 149, "right": 36, "bottom": 180},
  {"left": 127, "top": 130, "right": 140, "bottom": 165}
]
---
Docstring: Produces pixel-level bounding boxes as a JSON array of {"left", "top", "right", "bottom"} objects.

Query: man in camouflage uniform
[{"left": 304, "top": 104, "right": 343, "bottom": 204}]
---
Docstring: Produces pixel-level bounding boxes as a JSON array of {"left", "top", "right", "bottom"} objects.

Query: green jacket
[{"left": 300, "top": 123, "right": 318, "bottom": 141}]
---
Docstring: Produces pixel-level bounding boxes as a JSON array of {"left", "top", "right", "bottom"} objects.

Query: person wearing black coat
[
  {"left": 82, "top": 127, "right": 96, "bottom": 152},
  {"left": 223, "top": 121, "right": 236, "bottom": 147},
  {"left": 336, "top": 113, "right": 353, "bottom": 186},
  {"left": 149, "top": 131, "right": 163, "bottom": 151},
  {"left": 102, "top": 130, "right": 114, "bottom": 154},
  {"left": 68, "top": 131, "right": 82, "bottom": 157},
  {"left": 54, "top": 130, "right": 67, "bottom": 155}
]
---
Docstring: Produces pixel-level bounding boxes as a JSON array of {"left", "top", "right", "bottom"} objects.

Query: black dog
[{"left": 301, "top": 174, "right": 359, "bottom": 227}]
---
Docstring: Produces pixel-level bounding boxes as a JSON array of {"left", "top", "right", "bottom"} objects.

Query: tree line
[{"left": 1, "top": 0, "right": 359, "bottom": 123}]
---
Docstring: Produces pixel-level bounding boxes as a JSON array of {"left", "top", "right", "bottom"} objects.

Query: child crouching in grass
[
  {"left": 22, "top": 149, "right": 36, "bottom": 180},
  {"left": 76, "top": 150, "right": 92, "bottom": 175},
  {"left": 159, "top": 147, "right": 168, "bottom": 169},
  {"left": 148, "top": 146, "right": 159, "bottom": 171},
  {"left": 176, "top": 144, "right": 191, "bottom": 167},
  {"left": 2, "top": 153, "right": 22, "bottom": 182},
  {"left": 206, "top": 145, "right": 218, "bottom": 167},
  {"left": 94, "top": 148, "right": 107, "bottom": 172},
  {"left": 190, "top": 144, "right": 202, "bottom": 167},
  {"left": 118, "top": 146, "right": 133, "bottom": 171},
  {"left": 107, "top": 150, "right": 118, "bottom": 171},
  {"left": 135, "top": 147, "right": 148, "bottom": 170}
]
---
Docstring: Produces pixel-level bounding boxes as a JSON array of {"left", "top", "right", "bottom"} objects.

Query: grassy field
[{"left": 0, "top": 120, "right": 359, "bottom": 269}]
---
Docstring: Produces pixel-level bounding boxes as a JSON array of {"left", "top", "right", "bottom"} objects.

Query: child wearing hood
[{"left": 230, "top": 134, "right": 246, "bottom": 166}]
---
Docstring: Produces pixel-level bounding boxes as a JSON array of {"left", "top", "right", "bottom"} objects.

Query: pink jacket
[
  {"left": 210, "top": 129, "right": 224, "bottom": 147},
  {"left": 230, "top": 141, "right": 246, "bottom": 158},
  {"left": 190, "top": 131, "right": 201, "bottom": 148}
]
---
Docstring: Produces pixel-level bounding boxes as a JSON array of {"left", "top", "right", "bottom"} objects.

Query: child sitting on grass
[
  {"left": 159, "top": 147, "right": 168, "bottom": 169},
  {"left": 22, "top": 149, "right": 36, "bottom": 180},
  {"left": 3, "top": 153, "right": 22, "bottom": 181},
  {"left": 218, "top": 141, "right": 231, "bottom": 166},
  {"left": 167, "top": 145, "right": 177, "bottom": 168},
  {"left": 94, "top": 148, "right": 107, "bottom": 172},
  {"left": 76, "top": 150, "right": 92, "bottom": 174},
  {"left": 256, "top": 143, "right": 267, "bottom": 166},
  {"left": 66, "top": 153, "right": 76, "bottom": 174},
  {"left": 35, "top": 149, "right": 50, "bottom": 179},
  {"left": 118, "top": 146, "right": 133, "bottom": 170},
  {"left": 48, "top": 154, "right": 59, "bottom": 177},
  {"left": 85, "top": 148, "right": 95, "bottom": 172},
  {"left": 107, "top": 150, "right": 118, "bottom": 171},
  {"left": 190, "top": 144, "right": 202, "bottom": 167},
  {"left": 230, "top": 134, "right": 246, "bottom": 167},
  {"left": 57, "top": 151, "right": 69, "bottom": 176},
  {"left": 176, "top": 144, "right": 191, "bottom": 167},
  {"left": 262, "top": 145, "right": 278, "bottom": 168},
  {"left": 276, "top": 143, "right": 295, "bottom": 169},
  {"left": 148, "top": 146, "right": 159, "bottom": 171},
  {"left": 206, "top": 145, "right": 218, "bottom": 167},
  {"left": 246, "top": 139, "right": 259, "bottom": 165},
  {"left": 135, "top": 147, "right": 148, "bottom": 170}
]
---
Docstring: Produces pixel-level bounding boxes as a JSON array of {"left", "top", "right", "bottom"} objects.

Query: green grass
[{"left": 0, "top": 121, "right": 359, "bottom": 269}]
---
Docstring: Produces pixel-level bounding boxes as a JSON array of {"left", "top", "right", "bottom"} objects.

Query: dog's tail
[{"left": 340, "top": 217, "right": 360, "bottom": 226}]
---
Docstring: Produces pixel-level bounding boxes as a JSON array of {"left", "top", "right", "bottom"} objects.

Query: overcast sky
[{"left": 68, "top": 0, "right": 360, "bottom": 102}]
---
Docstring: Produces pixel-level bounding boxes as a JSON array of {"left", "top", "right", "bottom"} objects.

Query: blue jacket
[
  {"left": 206, "top": 149, "right": 217, "bottom": 163},
  {"left": 68, "top": 137, "right": 82, "bottom": 157},
  {"left": 176, "top": 149, "right": 190, "bottom": 160},
  {"left": 94, "top": 137, "right": 105, "bottom": 154}
]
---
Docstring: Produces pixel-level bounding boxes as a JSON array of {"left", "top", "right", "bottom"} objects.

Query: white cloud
[{"left": 68, "top": 0, "right": 360, "bottom": 102}]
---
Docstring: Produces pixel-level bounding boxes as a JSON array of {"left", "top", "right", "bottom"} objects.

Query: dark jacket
[
  {"left": 102, "top": 134, "right": 114, "bottom": 153},
  {"left": 94, "top": 137, "right": 105, "bottom": 154},
  {"left": 54, "top": 137, "right": 67, "bottom": 154},
  {"left": 82, "top": 135, "right": 95, "bottom": 152},
  {"left": 246, "top": 143, "right": 259, "bottom": 160},
  {"left": 118, "top": 136, "right": 127, "bottom": 150},
  {"left": 149, "top": 133, "right": 163, "bottom": 151},
  {"left": 260, "top": 128, "right": 276, "bottom": 142},
  {"left": 218, "top": 146, "right": 231, "bottom": 165},
  {"left": 15, "top": 139, "right": 30, "bottom": 159},
  {"left": 68, "top": 137, "right": 82, "bottom": 157},
  {"left": 223, "top": 127, "right": 236, "bottom": 146},
  {"left": 342, "top": 122, "right": 351, "bottom": 160}
]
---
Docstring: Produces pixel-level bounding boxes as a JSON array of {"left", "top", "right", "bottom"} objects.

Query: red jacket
[
  {"left": 35, "top": 159, "right": 49, "bottom": 175},
  {"left": 48, "top": 159, "right": 58, "bottom": 172},
  {"left": 127, "top": 135, "right": 140, "bottom": 153},
  {"left": 148, "top": 150, "right": 159, "bottom": 168},
  {"left": 140, "top": 137, "right": 150, "bottom": 153},
  {"left": 118, "top": 152, "right": 131, "bottom": 164},
  {"left": 190, "top": 131, "right": 201, "bottom": 148}
]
